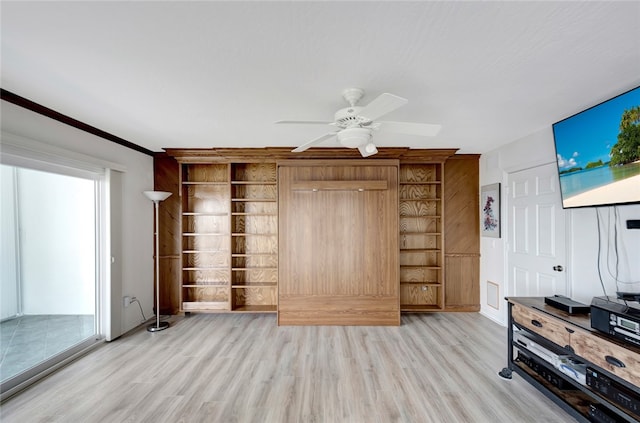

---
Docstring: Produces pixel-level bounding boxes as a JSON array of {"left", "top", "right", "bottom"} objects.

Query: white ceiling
[{"left": 2, "top": 1, "right": 639, "bottom": 154}]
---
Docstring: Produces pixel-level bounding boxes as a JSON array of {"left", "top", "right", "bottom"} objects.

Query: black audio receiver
[
  {"left": 516, "top": 350, "right": 573, "bottom": 390},
  {"left": 588, "top": 403, "right": 623, "bottom": 423},
  {"left": 591, "top": 296, "right": 640, "bottom": 348},
  {"left": 586, "top": 367, "right": 640, "bottom": 416}
]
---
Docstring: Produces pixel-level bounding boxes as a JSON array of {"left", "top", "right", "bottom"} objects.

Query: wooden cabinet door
[
  {"left": 444, "top": 155, "right": 480, "bottom": 311},
  {"left": 278, "top": 160, "right": 399, "bottom": 325}
]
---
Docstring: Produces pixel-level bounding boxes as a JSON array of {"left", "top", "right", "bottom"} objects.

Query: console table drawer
[
  {"left": 512, "top": 304, "right": 571, "bottom": 348},
  {"left": 571, "top": 327, "right": 640, "bottom": 387}
]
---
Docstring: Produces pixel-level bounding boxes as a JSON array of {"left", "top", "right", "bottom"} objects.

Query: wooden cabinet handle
[
  {"left": 531, "top": 319, "right": 543, "bottom": 328},
  {"left": 605, "top": 355, "right": 626, "bottom": 368}
]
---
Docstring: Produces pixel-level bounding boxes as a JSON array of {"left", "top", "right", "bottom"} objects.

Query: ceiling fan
[{"left": 276, "top": 88, "right": 441, "bottom": 157}]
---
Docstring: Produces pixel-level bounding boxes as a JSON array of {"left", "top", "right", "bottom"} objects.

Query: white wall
[
  {"left": 17, "top": 168, "right": 95, "bottom": 314},
  {"left": 569, "top": 206, "right": 640, "bottom": 304},
  {"left": 1, "top": 166, "right": 19, "bottom": 320},
  {"left": 480, "top": 127, "right": 640, "bottom": 325},
  {"left": 1, "top": 100, "right": 156, "bottom": 335}
]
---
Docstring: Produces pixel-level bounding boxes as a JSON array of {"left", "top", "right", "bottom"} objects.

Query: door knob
[{"left": 553, "top": 265, "right": 563, "bottom": 272}]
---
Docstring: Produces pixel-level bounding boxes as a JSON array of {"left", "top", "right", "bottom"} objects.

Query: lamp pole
[{"left": 143, "top": 191, "right": 172, "bottom": 332}]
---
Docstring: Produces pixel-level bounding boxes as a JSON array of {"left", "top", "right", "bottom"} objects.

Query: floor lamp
[{"left": 144, "top": 190, "right": 172, "bottom": 332}]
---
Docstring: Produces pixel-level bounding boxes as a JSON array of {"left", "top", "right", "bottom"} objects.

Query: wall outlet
[{"left": 123, "top": 296, "right": 132, "bottom": 307}]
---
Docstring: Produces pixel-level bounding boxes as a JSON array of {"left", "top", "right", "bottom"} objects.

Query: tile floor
[{"left": 0, "top": 315, "right": 94, "bottom": 382}]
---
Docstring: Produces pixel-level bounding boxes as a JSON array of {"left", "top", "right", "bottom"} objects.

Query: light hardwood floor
[{"left": 1, "top": 313, "right": 571, "bottom": 422}]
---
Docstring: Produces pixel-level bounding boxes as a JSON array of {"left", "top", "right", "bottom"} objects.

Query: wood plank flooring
[{"left": 0, "top": 313, "right": 572, "bottom": 422}]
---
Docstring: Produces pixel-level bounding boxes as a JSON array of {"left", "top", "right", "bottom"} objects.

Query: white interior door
[{"left": 507, "top": 163, "right": 567, "bottom": 297}]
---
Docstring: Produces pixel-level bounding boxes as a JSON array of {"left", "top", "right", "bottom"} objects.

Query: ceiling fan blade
[
  {"left": 357, "top": 144, "right": 378, "bottom": 157},
  {"left": 291, "top": 132, "right": 339, "bottom": 153},
  {"left": 376, "top": 121, "right": 442, "bottom": 137},
  {"left": 358, "top": 93, "right": 408, "bottom": 121},
  {"left": 275, "top": 120, "right": 332, "bottom": 125}
]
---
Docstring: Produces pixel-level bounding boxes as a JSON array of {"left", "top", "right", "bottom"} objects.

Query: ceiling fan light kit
[
  {"left": 277, "top": 88, "right": 442, "bottom": 157},
  {"left": 336, "top": 127, "right": 372, "bottom": 148}
]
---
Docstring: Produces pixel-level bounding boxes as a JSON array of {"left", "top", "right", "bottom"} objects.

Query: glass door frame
[{"left": 0, "top": 161, "right": 107, "bottom": 400}]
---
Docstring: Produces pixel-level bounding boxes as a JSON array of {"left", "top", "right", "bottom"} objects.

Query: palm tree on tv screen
[{"left": 610, "top": 106, "right": 640, "bottom": 166}]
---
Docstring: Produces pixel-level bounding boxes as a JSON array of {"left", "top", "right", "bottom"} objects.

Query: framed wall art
[{"left": 481, "top": 183, "right": 501, "bottom": 238}]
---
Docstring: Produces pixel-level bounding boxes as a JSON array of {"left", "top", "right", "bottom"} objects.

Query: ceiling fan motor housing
[{"left": 334, "top": 106, "right": 372, "bottom": 129}]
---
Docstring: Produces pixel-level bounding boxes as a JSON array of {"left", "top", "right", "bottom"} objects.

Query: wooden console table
[{"left": 501, "top": 297, "right": 640, "bottom": 422}]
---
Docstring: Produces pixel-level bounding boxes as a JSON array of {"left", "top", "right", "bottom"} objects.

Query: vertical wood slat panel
[
  {"left": 444, "top": 155, "right": 480, "bottom": 311},
  {"left": 155, "top": 153, "right": 181, "bottom": 314}
]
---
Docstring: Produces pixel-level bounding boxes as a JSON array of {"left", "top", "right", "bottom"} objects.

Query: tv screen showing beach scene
[{"left": 552, "top": 86, "right": 640, "bottom": 209}]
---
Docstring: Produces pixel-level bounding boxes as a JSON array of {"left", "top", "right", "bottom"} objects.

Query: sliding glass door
[{"left": 0, "top": 164, "right": 101, "bottom": 393}]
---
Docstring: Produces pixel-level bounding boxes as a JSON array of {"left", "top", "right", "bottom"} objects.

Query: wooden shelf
[
  {"left": 183, "top": 250, "right": 229, "bottom": 254},
  {"left": 182, "top": 181, "right": 228, "bottom": 185},
  {"left": 232, "top": 283, "right": 277, "bottom": 288},
  {"left": 231, "top": 305, "right": 277, "bottom": 313},
  {"left": 183, "top": 233, "right": 228, "bottom": 236},
  {"left": 232, "top": 253, "right": 277, "bottom": 257},
  {"left": 232, "top": 181, "right": 277, "bottom": 185},
  {"left": 183, "top": 301, "right": 228, "bottom": 311},
  {"left": 231, "top": 212, "right": 276, "bottom": 216},
  {"left": 400, "top": 281, "right": 442, "bottom": 286},
  {"left": 182, "top": 283, "right": 229, "bottom": 288},
  {"left": 231, "top": 233, "right": 277, "bottom": 236},
  {"left": 183, "top": 212, "right": 229, "bottom": 216},
  {"left": 231, "top": 267, "right": 277, "bottom": 271}
]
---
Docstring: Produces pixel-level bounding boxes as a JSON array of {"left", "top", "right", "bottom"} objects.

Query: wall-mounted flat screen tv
[{"left": 552, "top": 86, "right": 640, "bottom": 209}]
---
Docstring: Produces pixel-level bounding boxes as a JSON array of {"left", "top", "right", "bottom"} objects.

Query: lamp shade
[{"left": 143, "top": 191, "right": 172, "bottom": 202}]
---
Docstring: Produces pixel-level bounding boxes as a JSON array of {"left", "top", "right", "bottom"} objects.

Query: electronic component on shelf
[
  {"left": 591, "top": 296, "right": 640, "bottom": 348},
  {"left": 544, "top": 294, "right": 590, "bottom": 314},
  {"left": 513, "top": 330, "right": 569, "bottom": 369},
  {"left": 588, "top": 403, "right": 623, "bottom": 423},
  {"left": 557, "top": 357, "right": 586, "bottom": 386},
  {"left": 516, "top": 350, "right": 573, "bottom": 390},
  {"left": 586, "top": 367, "right": 640, "bottom": 417}
]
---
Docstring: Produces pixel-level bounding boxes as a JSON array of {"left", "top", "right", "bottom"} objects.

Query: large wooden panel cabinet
[
  {"left": 278, "top": 160, "right": 399, "bottom": 325},
  {"left": 156, "top": 148, "right": 479, "bottom": 322}
]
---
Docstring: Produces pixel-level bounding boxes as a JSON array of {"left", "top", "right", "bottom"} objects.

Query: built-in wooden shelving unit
[
  {"left": 157, "top": 147, "right": 479, "bottom": 320},
  {"left": 180, "top": 163, "right": 231, "bottom": 312},
  {"left": 399, "top": 163, "right": 444, "bottom": 311},
  {"left": 230, "top": 163, "right": 278, "bottom": 313}
]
